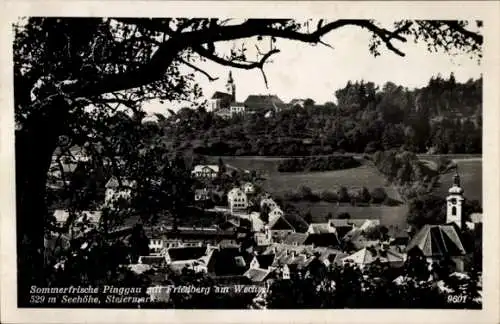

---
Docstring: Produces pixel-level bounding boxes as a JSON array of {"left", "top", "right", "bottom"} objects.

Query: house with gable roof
[
  {"left": 206, "top": 246, "right": 252, "bottom": 277},
  {"left": 191, "top": 165, "right": 220, "bottom": 179},
  {"left": 249, "top": 254, "right": 276, "bottom": 270},
  {"left": 104, "top": 176, "right": 136, "bottom": 207},
  {"left": 342, "top": 244, "right": 406, "bottom": 270},
  {"left": 242, "top": 182, "right": 256, "bottom": 195},
  {"left": 228, "top": 187, "right": 248, "bottom": 211},
  {"left": 244, "top": 94, "right": 288, "bottom": 114},
  {"left": 52, "top": 209, "right": 102, "bottom": 237},
  {"left": 163, "top": 246, "right": 209, "bottom": 274}
]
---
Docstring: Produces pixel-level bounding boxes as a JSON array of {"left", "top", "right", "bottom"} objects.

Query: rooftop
[
  {"left": 166, "top": 247, "right": 207, "bottom": 262},
  {"left": 207, "top": 247, "right": 251, "bottom": 276},
  {"left": 244, "top": 268, "right": 272, "bottom": 282},
  {"left": 406, "top": 224, "right": 466, "bottom": 257}
]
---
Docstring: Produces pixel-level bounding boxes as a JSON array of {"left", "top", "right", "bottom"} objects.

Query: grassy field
[
  {"left": 433, "top": 159, "right": 482, "bottom": 202},
  {"left": 203, "top": 155, "right": 481, "bottom": 238},
  {"left": 417, "top": 155, "right": 482, "bottom": 202},
  {"left": 207, "top": 156, "right": 282, "bottom": 174},
  {"left": 261, "top": 164, "right": 391, "bottom": 195}
]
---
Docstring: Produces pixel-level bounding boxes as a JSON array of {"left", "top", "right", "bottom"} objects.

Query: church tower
[
  {"left": 226, "top": 71, "right": 236, "bottom": 103},
  {"left": 446, "top": 169, "right": 464, "bottom": 228}
]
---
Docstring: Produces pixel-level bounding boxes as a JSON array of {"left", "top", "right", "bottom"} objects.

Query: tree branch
[
  {"left": 194, "top": 46, "right": 280, "bottom": 70},
  {"left": 443, "top": 21, "right": 483, "bottom": 45},
  {"left": 68, "top": 19, "right": 423, "bottom": 98},
  {"left": 177, "top": 58, "right": 219, "bottom": 81}
]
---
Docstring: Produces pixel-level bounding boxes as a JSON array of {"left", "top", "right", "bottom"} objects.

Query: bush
[
  {"left": 360, "top": 187, "right": 371, "bottom": 203},
  {"left": 278, "top": 156, "right": 361, "bottom": 173},
  {"left": 320, "top": 190, "right": 338, "bottom": 203},
  {"left": 337, "top": 212, "right": 351, "bottom": 219},
  {"left": 337, "top": 186, "right": 350, "bottom": 203},
  {"left": 370, "top": 187, "right": 387, "bottom": 204}
]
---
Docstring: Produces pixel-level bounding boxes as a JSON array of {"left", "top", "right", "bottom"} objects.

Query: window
[{"left": 451, "top": 206, "right": 457, "bottom": 216}]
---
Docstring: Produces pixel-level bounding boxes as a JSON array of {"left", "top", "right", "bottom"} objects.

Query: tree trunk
[{"left": 16, "top": 95, "right": 70, "bottom": 306}]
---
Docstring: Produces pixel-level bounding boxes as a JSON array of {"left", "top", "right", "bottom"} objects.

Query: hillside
[{"left": 165, "top": 75, "right": 482, "bottom": 157}]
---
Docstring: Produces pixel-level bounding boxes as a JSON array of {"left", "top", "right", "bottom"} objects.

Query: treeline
[
  {"left": 277, "top": 155, "right": 361, "bottom": 172},
  {"left": 192, "top": 138, "right": 335, "bottom": 156},
  {"left": 163, "top": 74, "right": 481, "bottom": 156},
  {"left": 277, "top": 185, "right": 399, "bottom": 206}
]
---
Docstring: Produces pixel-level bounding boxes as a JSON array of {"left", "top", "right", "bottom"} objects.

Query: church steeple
[
  {"left": 453, "top": 168, "right": 461, "bottom": 187},
  {"left": 446, "top": 167, "right": 464, "bottom": 228},
  {"left": 226, "top": 71, "right": 236, "bottom": 103}
]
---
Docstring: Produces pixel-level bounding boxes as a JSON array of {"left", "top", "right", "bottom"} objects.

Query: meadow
[
  {"left": 204, "top": 155, "right": 482, "bottom": 238},
  {"left": 261, "top": 164, "right": 395, "bottom": 196},
  {"left": 433, "top": 159, "right": 482, "bottom": 202}
]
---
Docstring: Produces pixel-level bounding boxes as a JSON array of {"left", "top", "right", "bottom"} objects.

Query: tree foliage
[{"left": 174, "top": 76, "right": 481, "bottom": 157}]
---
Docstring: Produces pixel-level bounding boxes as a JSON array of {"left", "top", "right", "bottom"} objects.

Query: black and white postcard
[{"left": 1, "top": 1, "right": 499, "bottom": 323}]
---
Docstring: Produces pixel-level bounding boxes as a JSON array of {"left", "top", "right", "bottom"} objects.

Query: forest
[{"left": 164, "top": 74, "right": 482, "bottom": 157}]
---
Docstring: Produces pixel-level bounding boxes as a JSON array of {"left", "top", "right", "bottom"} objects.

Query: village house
[
  {"left": 282, "top": 233, "right": 308, "bottom": 246},
  {"left": 194, "top": 188, "right": 211, "bottom": 202},
  {"left": 191, "top": 165, "right": 219, "bottom": 179},
  {"left": 244, "top": 94, "right": 288, "bottom": 114},
  {"left": 254, "top": 226, "right": 273, "bottom": 247},
  {"left": 214, "top": 108, "right": 232, "bottom": 119},
  {"left": 268, "top": 215, "right": 296, "bottom": 240},
  {"left": 342, "top": 244, "right": 406, "bottom": 270},
  {"left": 307, "top": 221, "right": 336, "bottom": 235},
  {"left": 249, "top": 254, "right": 276, "bottom": 270},
  {"left": 289, "top": 98, "right": 306, "bottom": 108},
  {"left": 104, "top": 176, "right": 136, "bottom": 207},
  {"left": 260, "top": 198, "right": 279, "bottom": 211},
  {"left": 149, "top": 238, "right": 165, "bottom": 253},
  {"left": 208, "top": 91, "right": 232, "bottom": 112},
  {"left": 52, "top": 209, "right": 102, "bottom": 236},
  {"left": 263, "top": 243, "right": 345, "bottom": 270},
  {"left": 162, "top": 246, "right": 209, "bottom": 273},
  {"left": 304, "top": 232, "right": 341, "bottom": 249},
  {"left": 47, "top": 159, "right": 78, "bottom": 190},
  {"left": 138, "top": 255, "right": 167, "bottom": 268},
  {"left": 242, "top": 182, "right": 256, "bottom": 195},
  {"left": 228, "top": 188, "right": 248, "bottom": 211},
  {"left": 243, "top": 268, "right": 274, "bottom": 286},
  {"left": 328, "top": 219, "right": 381, "bottom": 241},
  {"left": 250, "top": 211, "right": 296, "bottom": 244},
  {"left": 205, "top": 246, "right": 252, "bottom": 277},
  {"left": 466, "top": 212, "right": 482, "bottom": 231},
  {"left": 268, "top": 207, "right": 284, "bottom": 220},
  {"left": 145, "top": 225, "right": 239, "bottom": 251},
  {"left": 230, "top": 102, "right": 246, "bottom": 116}
]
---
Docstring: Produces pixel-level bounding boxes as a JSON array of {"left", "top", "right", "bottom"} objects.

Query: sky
[{"left": 142, "top": 21, "right": 482, "bottom": 116}]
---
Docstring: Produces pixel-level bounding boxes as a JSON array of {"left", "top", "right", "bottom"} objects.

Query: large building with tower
[
  {"left": 207, "top": 71, "right": 287, "bottom": 118},
  {"left": 406, "top": 170, "right": 474, "bottom": 272}
]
